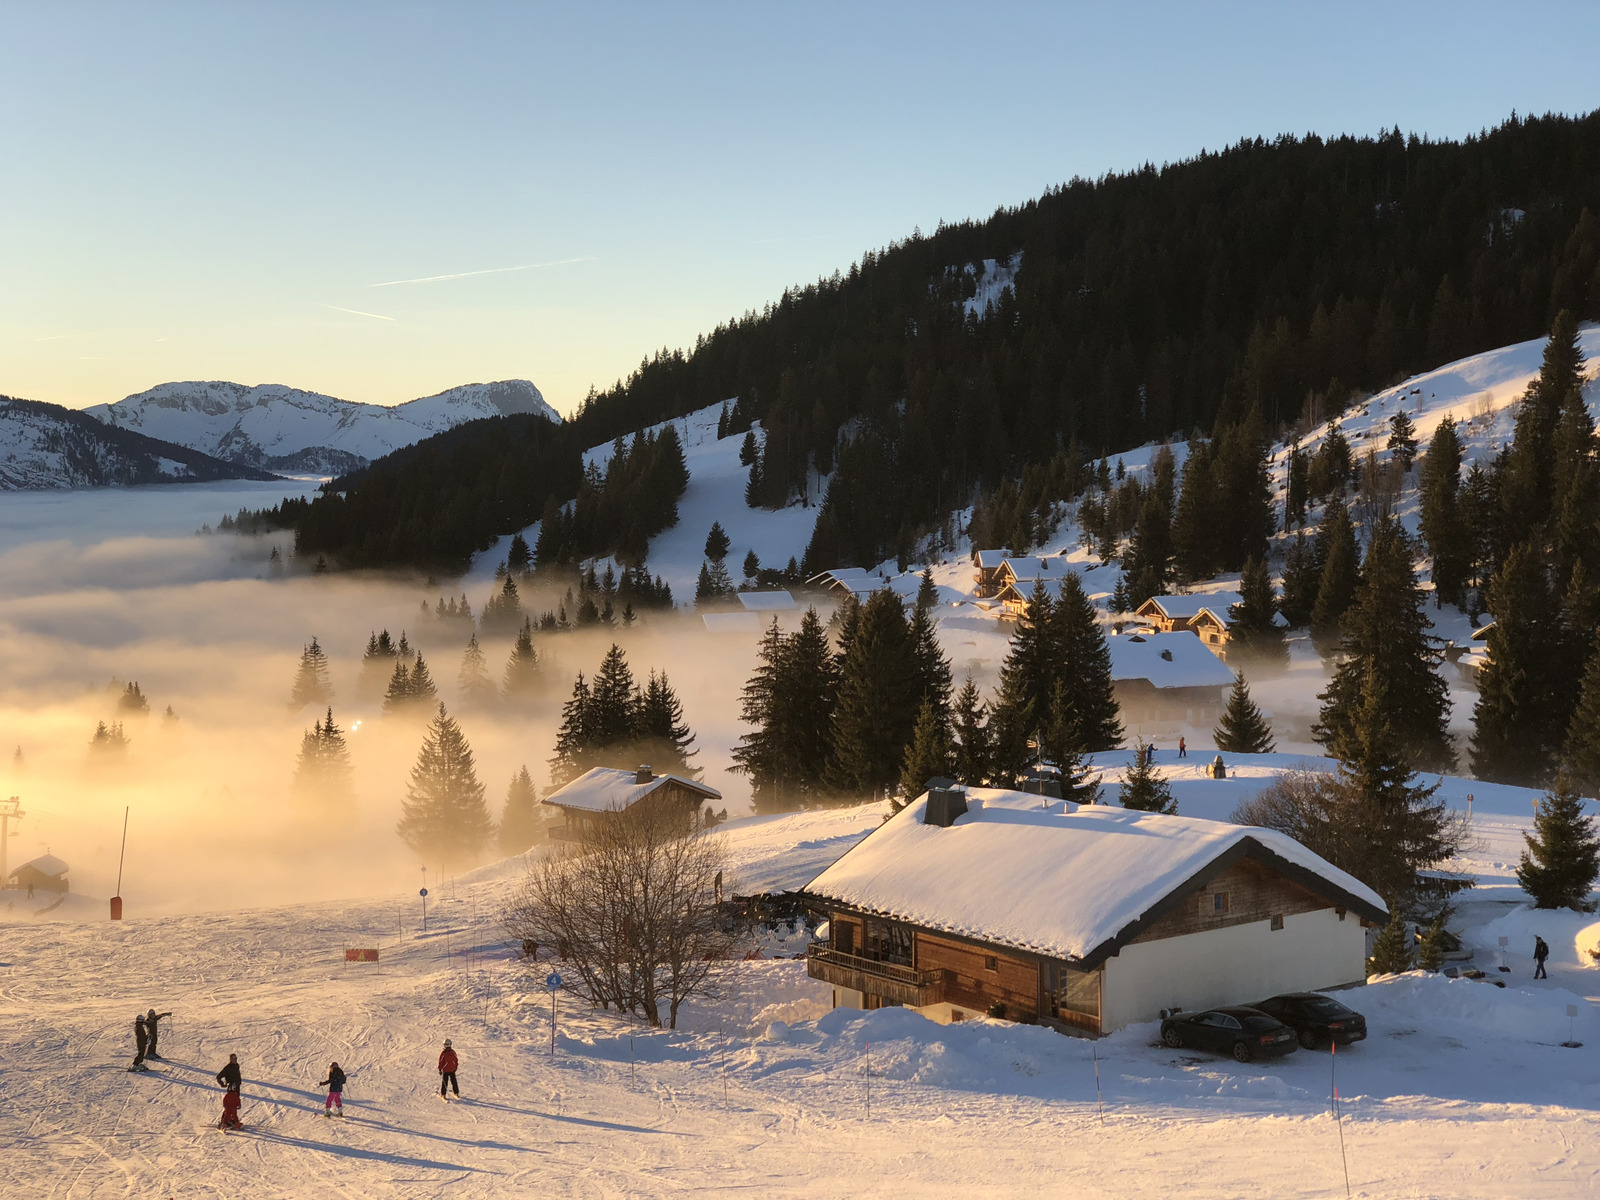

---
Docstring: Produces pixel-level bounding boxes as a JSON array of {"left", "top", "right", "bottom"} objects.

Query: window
[
  {"left": 1270, "top": 913, "right": 1285, "bottom": 931},
  {"left": 984, "top": 955, "right": 998, "bottom": 972},
  {"left": 1211, "top": 892, "right": 1231, "bottom": 915},
  {"left": 864, "top": 920, "right": 913, "bottom": 966}
]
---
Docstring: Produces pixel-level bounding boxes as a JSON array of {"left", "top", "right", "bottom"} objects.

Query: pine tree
[
  {"left": 1366, "top": 909, "right": 1414, "bottom": 976},
  {"left": 1039, "top": 681, "right": 1103, "bottom": 804},
  {"left": 1122, "top": 492, "right": 1172, "bottom": 606},
  {"left": 549, "top": 673, "right": 594, "bottom": 787},
  {"left": 290, "top": 637, "right": 333, "bottom": 709},
  {"left": 502, "top": 620, "right": 540, "bottom": 700},
  {"left": 898, "top": 699, "right": 953, "bottom": 805},
  {"left": 704, "top": 521, "right": 731, "bottom": 562},
  {"left": 1171, "top": 444, "right": 1218, "bottom": 583},
  {"left": 588, "top": 645, "right": 638, "bottom": 748},
  {"left": 1472, "top": 543, "right": 1564, "bottom": 785},
  {"left": 396, "top": 704, "right": 493, "bottom": 869},
  {"left": 506, "top": 533, "right": 533, "bottom": 577},
  {"left": 1516, "top": 773, "right": 1600, "bottom": 910},
  {"left": 634, "top": 670, "right": 698, "bottom": 776},
  {"left": 1418, "top": 415, "right": 1468, "bottom": 606},
  {"left": 1230, "top": 557, "right": 1289, "bottom": 670},
  {"left": 1110, "top": 575, "right": 1132, "bottom": 627},
  {"left": 1501, "top": 310, "right": 1585, "bottom": 535},
  {"left": 1284, "top": 440, "right": 1309, "bottom": 528},
  {"left": 1119, "top": 741, "right": 1176, "bottom": 813},
  {"left": 1562, "top": 632, "right": 1600, "bottom": 797},
  {"left": 908, "top": 602, "right": 953, "bottom": 735},
  {"left": 742, "top": 549, "right": 760, "bottom": 579},
  {"left": 1310, "top": 498, "right": 1360, "bottom": 654},
  {"left": 739, "top": 428, "right": 758, "bottom": 467},
  {"left": 1054, "top": 572, "right": 1123, "bottom": 752},
  {"left": 951, "top": 678, "right": 993, "bottom": 786},
  {"left": 991, "top": 581, "right": 1060, "bottom": 781},
  {"left": 118, "top": 681, "right": 150, "bottom": 715},
  {"left": 1387, "top": 409, "right": 1419, "bottom": 473},
  {"left": 731, "top": 619, "right": 788, "bottom": 810},
  {"left": 830, "top": 590, "right": 918, "bottom": 797},
  {"left": 1214, "top": 673, "right": 1276, "bottom": 754},
  {"left": 457, "top": 633, "right": 497, "bottom": 706},
  {"left": 915, "top": 566, "right": 938, "bottom": 610},
  {"left": 408, "top": 654, "right": 439, "bottom": 704},
  {"left": 1416, "top": 913, "right": 1448, "bottom": 972},
  {"left": 1315, "top": 517, "right": 1454, "bottom": 772},
  {"left": 292, "top": 706, "right": 354, "bottom": 810},
  {"left": 498, "top": 767, "right": 541, "bottom": 854},
  {"left": 1279, "top": 531, "right": 1320, "bottom": 627},
  {"left": 382, "top": 661, "right": 412, "bottom": 713},
  {"left": 360, "top": 630, "right": 398, "bottom": 699},
  {"left": 480, "top": 576, "right": 524, "bottom": 636}
]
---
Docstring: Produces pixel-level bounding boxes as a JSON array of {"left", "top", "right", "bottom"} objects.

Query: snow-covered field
[{"left": 5, "top": 805, "right": 1599, "bottom": 1198}]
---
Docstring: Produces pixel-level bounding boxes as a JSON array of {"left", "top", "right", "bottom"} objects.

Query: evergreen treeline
[
  {"left": 548, "top": 646, "right": 699, "bottom": 786},
  {"left": 265, "top": 113, "right": 1600, "bottom": 576}
]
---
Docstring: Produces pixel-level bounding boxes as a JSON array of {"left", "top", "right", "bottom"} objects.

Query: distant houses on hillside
[{"left": 802, "top": 785, "right": 1386, "bottom": 1034}]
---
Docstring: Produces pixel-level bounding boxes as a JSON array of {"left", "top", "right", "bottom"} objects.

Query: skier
[
  {"left": 145, "top": 1009, "right": 172, "bottom": 1059},
  {"left": 129, "top": 1014, "right": 150, "bottom": 1072},
  {"left": 216, "top": 1053, "right": 243, "bottom": 1130},
  {"left": 319, "top": 1062, "right": 347, "bottom": 1116},
  {"left": 438, "top": 1039, "right": 459, "bottom": 1099},
  {"left": 1178, "top": 736, "right": 1187, "bottom": 759},
  {"left": 1534, "top": 935, "right": 1550, "bottom": 980}
]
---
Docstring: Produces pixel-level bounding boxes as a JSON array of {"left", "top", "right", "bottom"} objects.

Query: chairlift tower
[{"left": 0, "top": 797, "right": 24, "bottom": 888}]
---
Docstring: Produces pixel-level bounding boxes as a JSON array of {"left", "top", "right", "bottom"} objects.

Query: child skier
[
  {"left": 438, "top": 1039, "right": 459, "bottom": 1099},
  {"left": 145, "top": 1009, "right": 172, "bottom": 1059},
  {"left": 129, "top": 1014, "right": 149, "bottom": 1072},
  {"left": 216, "top": 1053, "right": 242, "bottom": 1129},
  {"left": 319, "top": 1062, "right": 347, "bottom": 1116}
]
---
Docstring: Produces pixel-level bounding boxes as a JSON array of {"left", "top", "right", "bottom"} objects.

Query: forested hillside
[{"left": 285, "top": 111, "right": 1600, "bottom": 574}]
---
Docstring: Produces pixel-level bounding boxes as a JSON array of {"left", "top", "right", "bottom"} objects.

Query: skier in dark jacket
[
  {"left": 215, "top": 1053, "right": 242, "bottom": 1129},
  {"left": 145, "top": 1009, "right": 172, "bottom": 1059},
  {"left": 438, "top": 1039, "right": 459, "bottom": 1098},
  {"left": 129, "top": 1014, "right": 149, "bottom": 1072},
  {"left": 319, "top": 1062, "right": 347, "bottom": 1116},
  {"left": 1534, "top": 935, "right": 1550, "bottom": 979},
  {"left": 216, "top": 1053, "right": 241, "bottom": 1092}
]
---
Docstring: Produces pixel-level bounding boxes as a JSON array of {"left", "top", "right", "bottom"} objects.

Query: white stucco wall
[{"left": 1100, "top": 908, "right": 1366, "bottom": 1030}]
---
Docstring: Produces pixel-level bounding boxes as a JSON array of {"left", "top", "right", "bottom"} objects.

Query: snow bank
[
  {"left": 1360, "top": 970, "right": 1599, "bottom": 1045},
  {"left": 1463, "top": 905, "right": 1600, "bottom": 971}
]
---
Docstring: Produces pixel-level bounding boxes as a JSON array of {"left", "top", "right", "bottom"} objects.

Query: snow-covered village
[{"left": 6, "top": 9, "right": 1600, "bottom": 1199}]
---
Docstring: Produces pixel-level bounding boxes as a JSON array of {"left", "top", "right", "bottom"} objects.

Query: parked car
[
  {"left": 1251, "top": 992, "right": 1368, "bottom": 1049},
  {"left": 1159, "top": 1006, "right": 1298, "bottom": 1062}
]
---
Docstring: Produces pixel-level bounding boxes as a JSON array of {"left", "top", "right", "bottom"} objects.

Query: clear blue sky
[{"left": 3, "top": 2, "right": 1597, "bottom": 414}]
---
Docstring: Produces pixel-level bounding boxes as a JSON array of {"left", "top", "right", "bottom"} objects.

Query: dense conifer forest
[{"left": 280, "top": 112, "right": 1600, "bottom": 574}]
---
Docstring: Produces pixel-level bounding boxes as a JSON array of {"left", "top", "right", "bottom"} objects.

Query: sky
[{"left": 2, "top": 3, "right": 1598, "bottom": 416}]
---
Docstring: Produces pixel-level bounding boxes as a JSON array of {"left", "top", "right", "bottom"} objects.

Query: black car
[
  {"left": 1160, "top": 1006, "right": 1298, "bottom": 1062},
  {"left": 1251, "top": 993, "right": 1368, "bottom": 1049}
]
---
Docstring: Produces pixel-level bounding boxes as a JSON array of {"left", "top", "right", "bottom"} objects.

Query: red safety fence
[{"left": 345, "top": 948, "right": 380, "bottom": 963}]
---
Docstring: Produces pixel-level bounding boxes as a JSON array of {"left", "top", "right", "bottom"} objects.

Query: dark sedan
[
  {"left": 1160, "top": 1006, "right": 1298, "bottom": 1063},
  {"left": 1251, "top": 992, "right": 1368, "bottom": 1049}
]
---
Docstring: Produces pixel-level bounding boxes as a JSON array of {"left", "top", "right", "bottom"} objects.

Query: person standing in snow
[
  {"left": 129, "top": 1014, "right": 149, "bottom": 1072},
  {"left": 438, "top": 1039, "right": 459, "bottom": 1099},
  {"left": 1178, "top": 736, "right": 1187, "bottom": 758},
  {"left": 145, "top": 1009, "right": 172, "bottom": 1059},
  {"left": 319, "top": 1062, "right": 347, "bottom": 1116},
  {"left": 216, "top": 1053, "right": 243, "bottom": 1130},
  {"left": 1534, "top": 935, "right": 1550, "bottom": 979}
]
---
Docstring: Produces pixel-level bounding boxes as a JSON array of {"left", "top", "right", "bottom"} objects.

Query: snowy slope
[
  {"left": 86, "top": 379, "right": 559, "bottom": 474},
  {"left": 0, "top": 396, "right": 280, "bottom": 491},
  {"left": 4, "top": 801, "right": 1599, "bottom": 1198}
]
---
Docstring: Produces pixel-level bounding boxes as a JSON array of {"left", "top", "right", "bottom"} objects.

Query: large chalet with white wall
[{"left": 802, "top": 786, "right": 1385, "bottom": 1034}]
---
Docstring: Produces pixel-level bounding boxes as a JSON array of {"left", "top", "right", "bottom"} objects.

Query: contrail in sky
[
  {"left": 315, "top": 303, "right": 397, "bottom": 322},
  {"left": 367, "top": 257, "right": 593, "bottom": 287}
]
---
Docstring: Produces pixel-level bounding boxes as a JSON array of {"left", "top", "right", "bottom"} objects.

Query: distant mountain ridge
[
  {"left": 0, "top": 395, "right": 279, "bottom": 490},
  {"left": 85, "top": 379, "right": 558, "bottom": 473}
]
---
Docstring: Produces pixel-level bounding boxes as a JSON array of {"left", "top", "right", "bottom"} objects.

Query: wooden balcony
[{"left": 806, "top": 944, "right": 947, "bottom": 1007}]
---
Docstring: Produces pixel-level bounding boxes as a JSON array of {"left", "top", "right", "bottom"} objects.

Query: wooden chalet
[
  {"left": 971, "top": 549, "right": 1011, "bottom": 598},
  {"left": 1133, "top": 591, "right": 1244, "bottom": 657},
  {"left": 802, "top": 787, "right": 1385, "bottom": 1034},
  {"left": 991, "top": 556, "right": 1071, "bottom": 617},
  {"left": 7, "top": 853, "right": 69, "bottom": 894},
  {"left": 541, "top": 766, "right": 722, "bottom": 842},
  {"left": 1106, "top": 630, "right": 1235, "bottom": 729}
]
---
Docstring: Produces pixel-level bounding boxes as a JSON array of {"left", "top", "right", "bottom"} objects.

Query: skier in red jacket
[{"left": 438, "top": 1039, "right": 459, "bottom": 1099}]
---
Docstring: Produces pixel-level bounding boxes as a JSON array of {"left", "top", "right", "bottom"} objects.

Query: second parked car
[
  {"left": 1251, "top": 992, "right": 1368, "bottom": 1049},
  {"left": 1159, "top": 1006, "right": 1298, "bottom": 1062}
]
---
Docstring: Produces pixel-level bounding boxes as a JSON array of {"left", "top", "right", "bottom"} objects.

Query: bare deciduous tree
[{"left": 505, "top": 801, "right": 731, "bottom": 1029}]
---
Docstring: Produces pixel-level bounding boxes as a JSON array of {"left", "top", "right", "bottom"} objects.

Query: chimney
[
  {"left": 923, "top": 781, "right": 967, "bottom": 828},
  {"left": 635, "top": 765, "right": 653, "bottom": 785}
]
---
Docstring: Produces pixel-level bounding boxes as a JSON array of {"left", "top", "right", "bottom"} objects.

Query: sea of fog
[{"left": 0, "top": 480, "right": 769, "bottom": 918}]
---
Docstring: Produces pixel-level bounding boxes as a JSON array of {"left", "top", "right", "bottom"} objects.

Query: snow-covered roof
[
  {"left": 1138, "top": 591, "right": 1243, "bottom": 625},
  {"left": 12, "top": 854, "right": 68, "bottom": 877},
  {"left": 804, "top": 789, "right": 1386, "bottom": 965},
  {"left": 997, "top": 556, "right": 1068, "bottom": 583},
  {"left": 542, "top": 767, "right": 722, "bottom": 813},
  {"left": 805, "top": 568, "right": 883, "bottom": 598},
  {"left": 702, "top": 612, "right": 764, "bottom": 634},
  {"left": 972, "top": 549, "right": 1010, "bottom": 569},
  {"left": 737, "top": 590, "right": 796, "bottom": 612},
  {"left": 1106, "top": 631, "right": 1235, "bottom": 689}
]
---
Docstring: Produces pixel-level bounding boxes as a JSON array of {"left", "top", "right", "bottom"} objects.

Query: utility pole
[{"left": 0, "top": 797, "right": 23, "bottom": 888}]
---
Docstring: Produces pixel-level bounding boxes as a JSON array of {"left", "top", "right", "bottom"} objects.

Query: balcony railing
[{"left": 806, "top": 944, "right": 947, "bottom": 1006}]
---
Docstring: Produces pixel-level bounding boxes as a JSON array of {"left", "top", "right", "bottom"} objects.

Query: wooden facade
[{"left": 808, "top": 851, "right": 1366, "bottom": 1036}]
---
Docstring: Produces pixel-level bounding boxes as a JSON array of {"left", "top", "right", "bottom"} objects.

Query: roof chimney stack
[
  {"left": 922, "top": 780, "right": 966, "bottom": 828},
  {"left": 635, "top": 765, "right": 654, "bottom": 785}
]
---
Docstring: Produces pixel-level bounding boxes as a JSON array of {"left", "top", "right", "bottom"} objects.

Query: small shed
[
  {"left": 8, "top": 853, "right": 69, "bottom": 894},
  {"left": 542, "top": 766, "right": 723, "bottom": 842}
]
